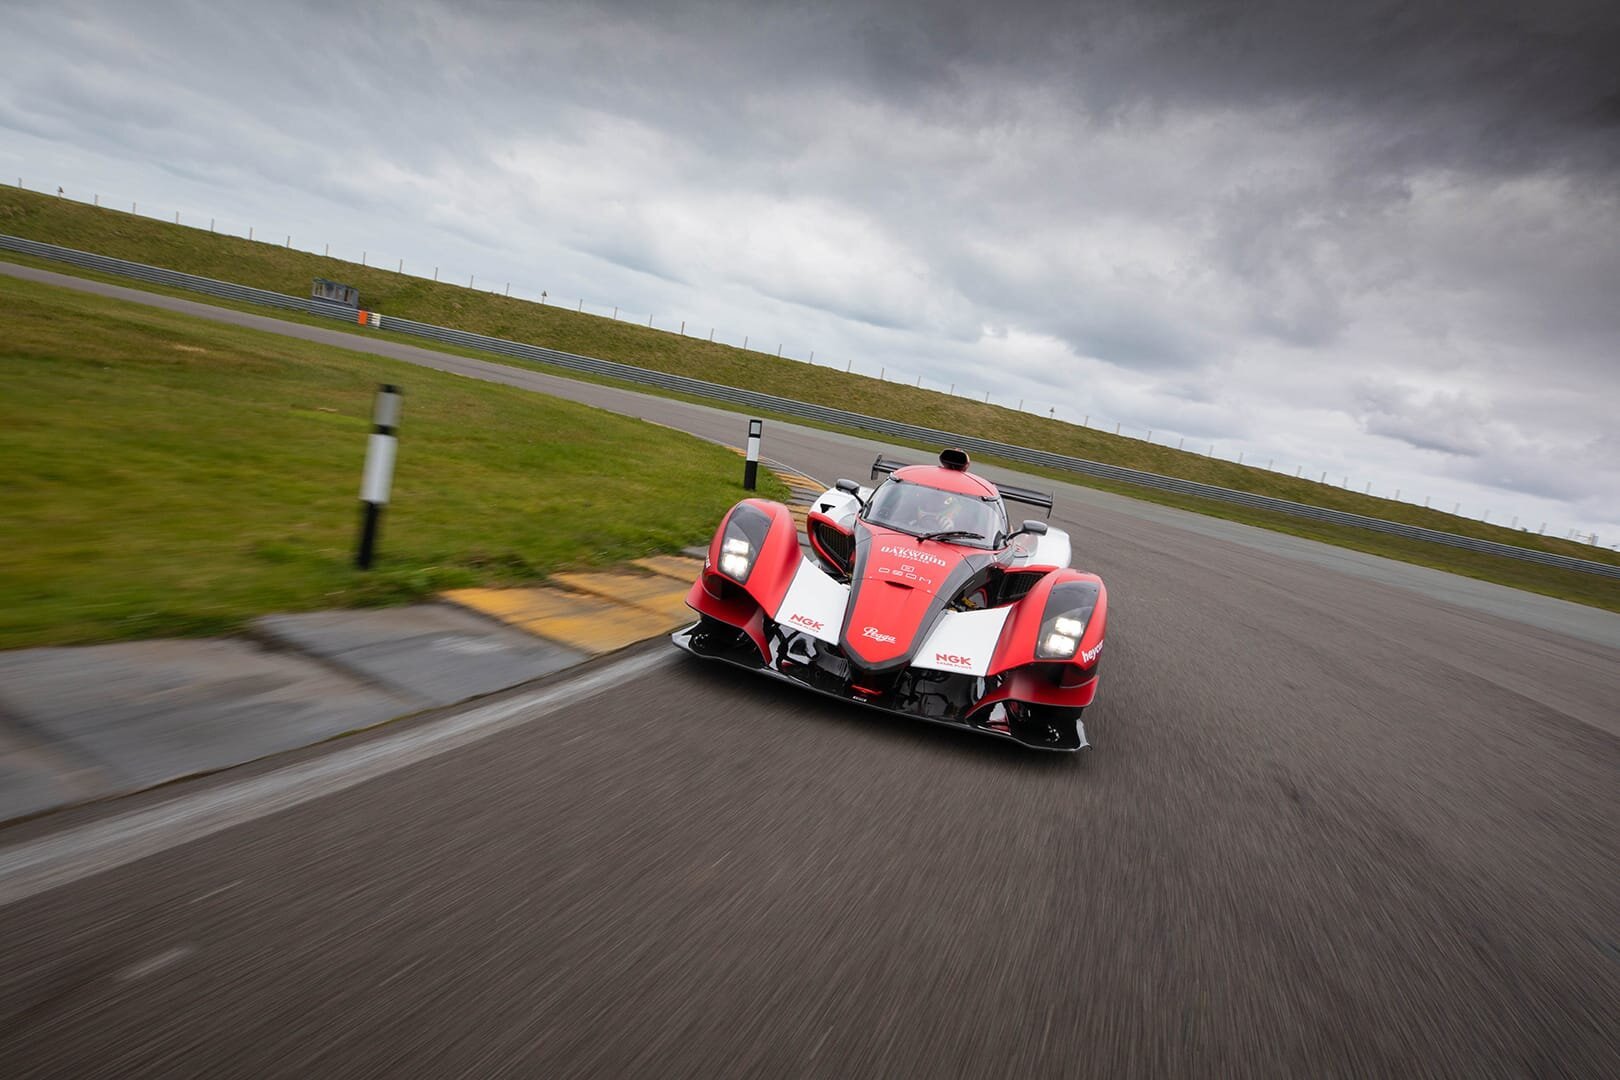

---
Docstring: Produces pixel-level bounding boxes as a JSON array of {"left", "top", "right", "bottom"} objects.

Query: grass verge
[{"left": 0, "top": 273, "right": 786, "bottom": 649}]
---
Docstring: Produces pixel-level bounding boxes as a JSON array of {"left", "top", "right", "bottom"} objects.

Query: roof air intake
[{"left": 939, "top": 448, "right": 970, "bottom": 471}]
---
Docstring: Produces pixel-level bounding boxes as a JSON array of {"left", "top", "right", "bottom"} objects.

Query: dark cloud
[{"left": 2, "top": 0, "right": 1618, "bottom": 538}]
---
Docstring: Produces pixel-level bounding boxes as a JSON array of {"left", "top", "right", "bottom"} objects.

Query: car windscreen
[{"left": 863, "top": 480, "right": 1005, "bottom": 547}]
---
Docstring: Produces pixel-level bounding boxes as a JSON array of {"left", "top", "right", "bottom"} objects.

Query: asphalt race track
[{"left": 2, "top": 261, "right": 1618, "bottom": 1077}]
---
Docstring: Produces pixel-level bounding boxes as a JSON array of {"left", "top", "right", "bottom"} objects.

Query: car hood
[{"left": 840, "top": 525, "right": 993, "bottom": 672}]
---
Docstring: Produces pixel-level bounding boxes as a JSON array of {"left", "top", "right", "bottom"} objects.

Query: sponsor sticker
[
  {"left": 1080, "top": 641, "right": 1103, "bottom": 665},
  {"left": 862, "top": 626, "right": 898, "bottom": 644},
  {"left": 934, "top": 652, "right": 974, "bottom": 669},
  {"left": 877, "top": 565, "right": 934, "bottom": 586},
  {"left": 787, "top": 612, "right": 824, "bottom": 632},
  {"left": 879, "top": 545, "right": 947, "bottom": 567}
]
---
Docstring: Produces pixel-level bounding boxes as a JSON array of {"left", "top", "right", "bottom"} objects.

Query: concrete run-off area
[{"left": 0, "top": 558, "right": 707, "bottom": 824}]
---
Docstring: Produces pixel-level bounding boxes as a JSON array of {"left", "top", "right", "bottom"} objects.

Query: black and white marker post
[
  {"left": 743, "top": 418, "right": 762, "bottom": 491},
  {"left": 356, "top": 384, "right": 403, "bottom": 569}
]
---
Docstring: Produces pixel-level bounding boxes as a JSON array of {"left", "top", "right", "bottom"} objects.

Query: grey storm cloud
[
  {"left": 1357, "top": 383, "right": 1492, "bottom": 458},
  {"left": 2, "top": 0, "right": 1618, "bottom": 538}
]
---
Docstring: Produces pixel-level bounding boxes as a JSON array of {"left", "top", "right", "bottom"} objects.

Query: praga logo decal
[{"left": 862, "top": 626, "right": 898, "bottom": 644}]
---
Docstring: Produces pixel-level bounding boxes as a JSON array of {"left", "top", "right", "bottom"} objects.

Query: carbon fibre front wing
[{"left": 670, "top": 619, "right": 1089, "bottom": 752}]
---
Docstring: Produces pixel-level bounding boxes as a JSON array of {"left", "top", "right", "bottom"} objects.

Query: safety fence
[{"left": 3, "top": 232, "right": 1614, "bottom": 580}]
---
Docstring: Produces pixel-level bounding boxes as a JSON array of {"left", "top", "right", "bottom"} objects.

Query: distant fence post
[
  {"left": 743, "top": 419, "right": 762, "bottom": 491},
  {"left": 356, "top": 385, "right": 403, "bottom": 570}
]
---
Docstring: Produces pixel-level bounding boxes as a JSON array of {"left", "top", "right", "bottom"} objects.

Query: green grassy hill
[{"left": 3, "top": 184, "right": 1614, "bottom": 593}]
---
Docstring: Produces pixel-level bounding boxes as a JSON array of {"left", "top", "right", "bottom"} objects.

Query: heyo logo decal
[
  {"left": 1080, "top": 641, "right": 1103, "bottom": 665},
  {"left": 862, "top": 626, "right": 897, "bottom": 644}
]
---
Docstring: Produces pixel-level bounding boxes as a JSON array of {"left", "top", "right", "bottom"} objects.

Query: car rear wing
[
  {"left": 870, "top": 456, "right": 910, "bottom": 480},
  {"left": 869, "top": 455, "right": 1055, "bottom": 518},
  {"left": 996, "top": 481, "right": 1055, "bottom": 519}
]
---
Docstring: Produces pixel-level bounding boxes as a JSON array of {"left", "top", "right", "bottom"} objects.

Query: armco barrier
[{"left": 4, "top": 232, "right": 1615, "bottom": 580}]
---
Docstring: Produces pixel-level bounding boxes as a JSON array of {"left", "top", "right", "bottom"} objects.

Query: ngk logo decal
[
  {"left": 934, "top": 652, "right": 974, "bottom": 669},
  {"left": 1080, "top": 641, "right": 1103, "bottom": 665},
  {"left": 879, "top": 545, "right": 946, "bottom": 567},
  {"left": 862, "top": 626, "right": 898, "bottom": 644},
  {"left": 787, "top": 613, "right": 824, "bottom": 632}
]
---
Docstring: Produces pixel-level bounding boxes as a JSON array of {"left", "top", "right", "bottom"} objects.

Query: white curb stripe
[{"left": 0, "top": 649, "right": 675, "bottom": 907}]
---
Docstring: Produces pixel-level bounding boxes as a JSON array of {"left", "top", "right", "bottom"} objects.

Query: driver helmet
[{"left": 931, "top": 493, "right": 962, "bottom": 528}]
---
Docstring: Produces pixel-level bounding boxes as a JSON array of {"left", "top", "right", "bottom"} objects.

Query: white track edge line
[{"left": 0, "top": 649, "right": 675, "bottom": 907}]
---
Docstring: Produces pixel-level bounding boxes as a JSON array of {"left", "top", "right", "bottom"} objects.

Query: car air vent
[
  {"left": 810, "top": 519, "right": 854, "bottom": 571},
  {"left": 998, "top": 571, "right": 1043, "bottom": 604}
]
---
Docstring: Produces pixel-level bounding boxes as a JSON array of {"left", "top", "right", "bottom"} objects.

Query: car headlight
[
  {"left": 1035, "top": 582, "right": 1101, "bottom": 660},
  {"left": 1038, "top": 615, "right": 1086, "bottom": 658},
  {"left": 716, "top": 504, "right": 772, "bottom": 584},
  {"left": 720, "top": 537, "right": 752, "bottom": 578}
]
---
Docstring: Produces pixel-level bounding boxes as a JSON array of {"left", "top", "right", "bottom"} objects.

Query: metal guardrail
[{"left": 4, "top": 232, "right": 1615, "bottom": 580}]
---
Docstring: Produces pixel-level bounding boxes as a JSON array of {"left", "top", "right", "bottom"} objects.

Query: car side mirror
[
  {"left": 999, "top": 520, "right": 1048, "bottom": 548},
  {"left": 835, "top": 478, "right": 861, "bottom": 495}
]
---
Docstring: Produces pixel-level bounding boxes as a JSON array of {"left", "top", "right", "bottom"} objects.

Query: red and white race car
[{"left": 672, "top": 449, "right": 1108, "bottom": 750}]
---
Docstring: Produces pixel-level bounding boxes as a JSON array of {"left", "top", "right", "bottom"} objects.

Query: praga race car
[{"left": 672, "top": 449, "right": 1108, "bottom": 750}]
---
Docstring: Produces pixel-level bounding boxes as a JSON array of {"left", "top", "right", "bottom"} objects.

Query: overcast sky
[{"left": 3, "top": 0, "right": 1617, "bottom": 543}]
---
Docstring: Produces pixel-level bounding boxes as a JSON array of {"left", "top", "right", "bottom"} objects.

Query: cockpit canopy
[{"left": 862, "top": 478, "right": 1008, "bottom": 547}]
